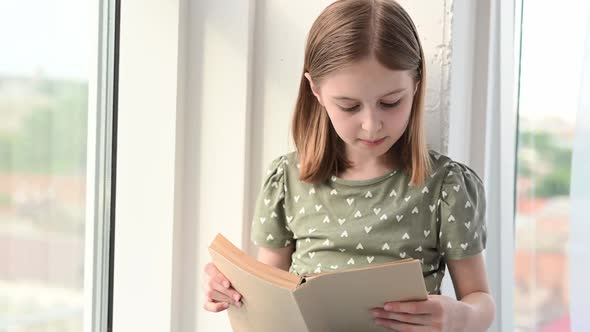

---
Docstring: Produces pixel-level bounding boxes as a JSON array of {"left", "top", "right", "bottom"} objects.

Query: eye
[
  {"left": 339, "top": 105, "right": 360, "bottom": 112},
  {"left": 381, "top": 100, "right": 401, "bottom": 109}
]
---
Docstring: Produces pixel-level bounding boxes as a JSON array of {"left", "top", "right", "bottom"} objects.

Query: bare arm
[
  {"left": 447, "top": 253, "right": 496, "bottom": 331},
  {"left": 256, "top": 244, "right": 295, "bottom": 271}
]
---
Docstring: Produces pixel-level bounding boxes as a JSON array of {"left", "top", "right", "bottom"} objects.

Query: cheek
[
  {"left": 385, "top": 105, "right": 412, "bottom": 131},
  {"left": 324, "top": 108, "right": 356, "bottom": 138}
]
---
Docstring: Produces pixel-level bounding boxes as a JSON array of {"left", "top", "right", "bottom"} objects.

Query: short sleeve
[
  {"left": 438, "top": 162, "right": 487, "bottom": 260},
  {"left": 250, "top": 156, "right": 294, "bottom": 248}
]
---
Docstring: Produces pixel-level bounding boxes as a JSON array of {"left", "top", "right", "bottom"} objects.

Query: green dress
[{"left": 250, "top": 150, "right": 487, "bottom": 295}]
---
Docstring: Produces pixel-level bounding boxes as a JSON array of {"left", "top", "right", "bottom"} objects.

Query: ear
[{"left": 304, "top": 72, "right": 324, "bottom": 106}]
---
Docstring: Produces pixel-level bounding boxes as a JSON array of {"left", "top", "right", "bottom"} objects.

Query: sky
[
  {"left": 518, "top": 0, "right": 590, "bottom": 125},
  {"left": 0, "top": 0, "right": 89, "bottom": 81}
]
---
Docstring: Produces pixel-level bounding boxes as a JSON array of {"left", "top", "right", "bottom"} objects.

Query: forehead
[{"left": 319, "top": 57, "right": 414, "bottom": 99}]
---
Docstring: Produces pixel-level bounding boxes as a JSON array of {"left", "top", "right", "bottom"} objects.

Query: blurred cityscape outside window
[
  {"left": 0, "top": 1, "right": 92, "bottom": 331},
  {"left": 514, "top": 1, "right": 590, "bottom": 331}
]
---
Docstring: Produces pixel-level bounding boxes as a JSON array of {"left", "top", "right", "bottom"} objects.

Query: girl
[{"left": 203, "top": 0, "right": 496, "bottom": 330}]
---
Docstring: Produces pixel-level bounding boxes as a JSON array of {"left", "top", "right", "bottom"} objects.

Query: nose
[{"left": 360, "top": 109, "right": 383, "bottom": 135}]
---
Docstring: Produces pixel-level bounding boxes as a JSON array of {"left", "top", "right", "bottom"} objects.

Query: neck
[{"left": 338, "top": 150, "right": 399, "bottom": 181}]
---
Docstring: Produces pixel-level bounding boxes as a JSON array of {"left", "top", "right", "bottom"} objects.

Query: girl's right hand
[{"left": 203, "top": 262, "right": 243, "bottom": 312}]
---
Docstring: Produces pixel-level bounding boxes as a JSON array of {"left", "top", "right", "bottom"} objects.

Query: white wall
[{"left": 112, "top": 0, "right": 515, "bottom": 329}]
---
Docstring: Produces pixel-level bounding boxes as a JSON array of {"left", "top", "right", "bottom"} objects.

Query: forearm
[
  {"left": 256, "top": 246, "right": 294, "bottom": 271},
  {"left": 456, "top": 291, "right": 496, "bottom": 332}
]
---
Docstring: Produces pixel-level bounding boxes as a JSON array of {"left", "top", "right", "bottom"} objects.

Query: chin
[{"left": 355, "top": 143, "right": 392, "bottom": 158}]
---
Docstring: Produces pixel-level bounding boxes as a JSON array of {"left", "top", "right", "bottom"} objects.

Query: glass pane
[
  {"left": 0, "top": 1, "right": 90, "bottom": 331},
  {"left": 514, "top": 1, "right": 590, "bottom": 331},
  {"left": 569, "top": 13, "right": 590, "bottom": 332}
]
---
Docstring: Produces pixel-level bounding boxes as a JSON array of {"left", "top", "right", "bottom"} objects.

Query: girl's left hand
[{"left": 371, "top": 294, "right": 469, "bottom": 332}]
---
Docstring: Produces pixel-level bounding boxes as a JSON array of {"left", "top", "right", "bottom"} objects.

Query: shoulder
[
  {"left": 427, "top": 150, "right": 483, "bottom": 184},
  {"left": 264, "top": 151, "right": 299, "bottom": 174},
  {"left": 261, "top": 151, "right": 301, "bottom": 184}
]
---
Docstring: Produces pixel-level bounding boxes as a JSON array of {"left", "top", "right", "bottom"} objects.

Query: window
[
  {"left": 0, "top": 1, "right": 116, "bottom": 331},
  {"left": 514, "top": 1, "right": 590, "bottom": 330}
]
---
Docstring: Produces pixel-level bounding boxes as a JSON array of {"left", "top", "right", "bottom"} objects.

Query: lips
[{"left": 359, "top": 137, "right": 387, "bottom": 146}]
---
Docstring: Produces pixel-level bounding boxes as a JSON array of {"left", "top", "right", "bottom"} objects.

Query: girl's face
[{"left": 305, "top": 57, "right": 418, "bottom": 166}]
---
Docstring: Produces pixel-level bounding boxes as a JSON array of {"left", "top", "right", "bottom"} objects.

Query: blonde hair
[{"left": 292, "top": 0, "right": 431, "bottom": 185}]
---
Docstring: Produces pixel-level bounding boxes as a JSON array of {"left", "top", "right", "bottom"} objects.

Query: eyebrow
[{"left": 333, "top": 88, "right": 407, "bottom": 101}]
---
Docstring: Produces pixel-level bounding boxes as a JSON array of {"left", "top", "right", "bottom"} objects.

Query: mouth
[{"left": 359, "top": 137, "right": 387, "bottom": 147}]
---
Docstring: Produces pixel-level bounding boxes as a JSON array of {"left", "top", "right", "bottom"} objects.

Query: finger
[
  {"left": 208, "top": 274, "right": 242, "bottom": 303},
  {"left": 371, "top": 309, "right": 432, "bottom": 325},
  {"left": 204, "top": 262, "right": 222, "bottom": 278},
  {"left": 203, "top": 300, "right": 230, "bottom": 312},
  {"left": 206, "top": 289, "right": 235, "bottom": 305},
  {"left": 383, "top": 299, "right": 437, "bottom": 314},
  {"left": 374, "top": 318, "right": 431, "bottom": 331}
]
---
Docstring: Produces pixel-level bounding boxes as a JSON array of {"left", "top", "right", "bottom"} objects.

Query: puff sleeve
[
  {"left": 438, "top": 162, "right": 487, "bottom": 260},
  {"left": 250, "top": 156, "right": 294, "bottom": 248}
]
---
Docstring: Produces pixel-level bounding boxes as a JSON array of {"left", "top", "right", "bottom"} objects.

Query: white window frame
[
  {"left": 448, "top": 0, "right": 518, "bottom": 331},
  {"left": 84, "top": 0, "right": 117, "bottom": 331},
  {"left": 109, "top": 0, "right": 187, "bottom": 331}
]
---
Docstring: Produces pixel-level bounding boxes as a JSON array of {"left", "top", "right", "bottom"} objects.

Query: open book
[{"left": 208, "top": 233, "right": 428, "bottom": 332}]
